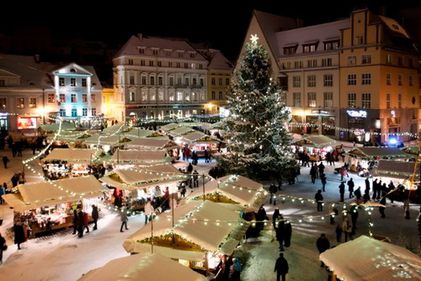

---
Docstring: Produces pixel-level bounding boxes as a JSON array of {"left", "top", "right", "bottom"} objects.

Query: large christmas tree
[{"left": 219, "top": 35, "right": 294, "bottom": 180}]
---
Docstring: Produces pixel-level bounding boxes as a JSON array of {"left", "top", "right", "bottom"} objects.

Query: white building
[{"left": 113, "top": 34, "right": 209, "bottom": 121}]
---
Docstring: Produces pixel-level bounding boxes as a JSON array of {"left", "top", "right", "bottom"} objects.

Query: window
[
  {"left": 293, "top": 92, "right": 301, "bottom": 107},
  {"left": 348, "top": 74, "right": 356, "bottom": 85},
  {"left": 348, "top": 93, "right": 356, "bottom": 108},
  {"left": 128, "top": 59, "right": 133, "bottom": 65},
  {"left": 152, "top": 49, "right": 158, "bottom": 56},
  {"left": 398, "top": 94, "right": 402, "bottom": 108},
  {"left": 307, "top": 92, "right": 316, "bottom": 107},
  {"left": 362, "top": 73, "right": 371, "bottom": 85},
  {"left": 386, "top": 94, "right": 391, "bottom": 109},
  {"left": 158, "top": 76, "right": 163, "bottom": 85},
  {"left": 150, "top": 76, "right": 155, "bottom": 85},
  {"left": 70, "top": 78, "right": 76, "bottom": 87},
  {"left": 200, "top": 78, "right": 204, "bottom": 86},
  {"left": 398, "top": 74, "right": 402, "bottom": 86},
  {"left": 91, "top": 108, "right": 96, "bottom": 116},
  {"left": 82, "top": 94, "right": 88, "bottom": 103},
  {"left": 59, "top": 77, "right": 65, "bottom": 86},
  {"left": 307, "top": 59, "right": 317, "bottom": 68},
  {"left": 324, "top": 40, "right": 339, "bottom": 50},
  {"left": 157, "top": 61, "right": 161, "bottom": 67},
  {"left": 150, "top": 93, "right": 156, "bottom": 101},
  {"left": 71, "top": 108, "right": 77, "bottom": 117},
  {"left": 225, "top": 78, "right": 229, "bottom": 85},
  {"left": 361, "top": 55, "right": 371, "bottom": 64},
  {"left": 140, "top": 60, "right": 145, "bottom": 66},
  {"left": 321, "top": 58, "right": 332, "bottom": 67},
  {"left": 129, "top": 75, "right": 135, "bottom": 85},
  {"left": 141, "top": 90, "right": 148, "bottom": 101},
  {"left": 307, "top": 75, "right": 316, "bottom": 87},
  {"left": 409, "top": 76, "right": 413, "bottom": 86},
  {"left": 59, "top": 108, "right": 66, "bottom": 117},
  {"left": 168, "top": 62, "right": 172, "bottom": 67},
  {"left": 398, "top": 56, "right": 403, "bottom": 66},
  {"left": 158, "top": 91, "right": 164, "bottom": 101},
  {"left": 218, "top": 92, "right": 223, "bottom": 100},
  {"left": 408, "top": 58, "right": 413, "bottom": 67},
  {"left": 91, "top": 94, "right": 96, "bottom": 103},
  {"left": 178, "top": 52, "right": 183, "bottom": 58},
  {"left": 184, "top": 93, "right": 190, "bottom": 101},
  {"left": 139, "top": 48, "right": 144, "bottom": 54},
  {"left": 0, "top": 98, "right": 5, "bottom": 109},
  {"left": 355, "top": 36, "right": 364, "bottom": 45},
  {"left": 60, "top": 94, "right": 65, "bottom": 103},
  {"left": 48, "top": 93, "right": 55, "bottom": 103},
  {"left": 141, "top": 76, "right": 146, "bottom": 85},
  {"left": 323, "top": 92, "right": 333, "bottom": 107},
  {"left": 177, "top": 77, "right": 181, "bottom": 85},
  {"left": 219, "top": 78, "right": 222, "bottom": 85},
  {"left": 169, "top": 93, "right": 175, "bottom": 101},
  {"left": 71, "top": 94, "right": 77, "bottom": 103},
  {"left": 30, "top": 99, "right": 37, "bottom": 108},
  {"left": 292, "top": 76, "right": 301, "bottom": 88},
  {"left": 16, "top": 98, "right": 25, "bottom": 108},
  {"left": 303, "top": 44, "right": 317, "bottom": 53},
  {"left": 361, "top": 93, "right": 371, "bottom": 109},
  {"left": 386, "top": 54, "right": 392, "bottom": 64},
  {"left": 129, "top": 92, "right": 135, "bottom": 102},
  {"left": 169, "top": 77, "right": 174, "bottom": 86},
  {"left": 347, "top": 56, "right": 356, "bottom": 65},
  {"left": 82, "top": 78, "right": 87, "bottom": 87},
  {"left": 176, "top": 62, "right": 180, "bottom": 68},
  {"left": 323, "top": 74, "right": 333, "bottom": 87},
  {"left": 294, "top": 61, "right": 303, "bottom": 68},
  {"left": 386, "top": 73, "right": 391, "bottom": 85},
  {"left": 82, "top": 108, "right": 88, "bottom": 116},
  {"left": 177, "top": 92, "right": 183, "bottom": 101},
  {"left": 192, "top": 92, "right": 197, "bottom": 101},
  {"left": 184, "top": 63, "right": 188, "bottom": 69},
  {"left": 211, "top": 91, "right": 216, "bottom": 100},
  {"left": 283, "top": 46, "right": 297, "bottom": 55},
  {"left": 0, "top": 80, "right": 5, "bottom": 87},
  {"left": 192, "top": 78, "right": 197, "bottom": 86},
  {"left": 211, "top": 78, "right": 215, "bottom": 85},
  {"left": 149, "top": 61, "right": 154, "bottom": 67},
  {"left": 185, "top": 78, "right": 189, "bottom": 86},
  {"left": 199, "top": 64, "right": 203, "bottom": 69}
]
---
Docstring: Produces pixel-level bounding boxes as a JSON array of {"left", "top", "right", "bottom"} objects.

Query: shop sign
[
  {"left": 17, "top": 117, "right": 37, "bottom": 129},
  {"left": 346, "top": 110, "right": 367, "bottom": 118}
]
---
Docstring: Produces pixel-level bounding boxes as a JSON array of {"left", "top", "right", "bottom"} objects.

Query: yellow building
[
  {"left": 101, "top": 87, "right": 125, "bottom": 123},
  {"left": 339, "top": 9, "right": 420, "bottom": 143}
]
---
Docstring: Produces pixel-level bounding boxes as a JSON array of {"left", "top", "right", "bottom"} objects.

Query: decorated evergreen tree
[{"left": 219, "top": 35, "right": 295, "bottom": 180}]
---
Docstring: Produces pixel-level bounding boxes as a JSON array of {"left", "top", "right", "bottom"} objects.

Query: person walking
[
  {"left": 91, "top": 205, "right": 99, "bottom": 230},
  {"left": 403, "top": 199, "right": 410, "bottom": 219},
  {"left": 335, "top": 223, "right": 342, "bottom": 243},
  {"left": 339, "top": 182, "right": 345, "bottom": 202},
  {"left": 274, "top": 253, "right": 289, "bottom": 281},
  {"left": 275, "top": 215, "right": 285, "bottom": 251},
  {"left": 0, "top": 232, "right": 6, "bottom": 264},
  {"left": 354, "top": 186, "right": 362, "bottom": 201},
  {"left": 316, "top": 234, "right": 330, "bottom": 267},
  {"left": 14, "top": 221, "right": 25, "bottom": 250},
  {"left": 342, "top": 217, "right": 352, "bottom": 242},
  {"left": 120, "top": 208, "right": 129, "bottom": 232},
  {"left": 83, "top": 211, "right": 90, "bottom": 233},
  {"left": 350, "top": 205, "right": 358, "bottom": 235},
  {"left": 347, "top": 178, "right": 354, "bottom": 198},
  {"left": 2, "top": 155, "right": 9, "bottom": 169},
  {"left": 379, "top": 197, "right": 386, "bottom": 218},
  {"left": 144, "top": 198, "right": 154, "bottom": 225},
  {"left": 72, "top": 209, "right": 78, "bottom": 235},
  {"left": 284, "top": 220, "right": 292, "bottom": 248},
  {"left": 315, "top": 190, "right": 324, "bottom": 212},
  {"left": 320, "top": 173, "right": 327, "bottom": 192}
]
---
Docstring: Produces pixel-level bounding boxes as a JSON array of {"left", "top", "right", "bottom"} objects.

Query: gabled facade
[{"left": 52, "top": 63, "right": 102, "bottom": 124}]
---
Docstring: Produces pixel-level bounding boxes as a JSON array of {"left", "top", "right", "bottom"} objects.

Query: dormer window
[
  {"left": 283, "top": 45, "right": 297, "bottom": 55},
  {"left": 139, "top": 48, "right": 145, "bottom": 54},
  {"left": 323, "top": 40, "right": 339, "bottom": 50},
  {"left": 189, "top": 52, "right": 195, "bottom": 58},
  {"left": 177, "top": 51, "right": 184, "bottom": 58},
  {"left": 152, "top": 49, "right": 159, "bottom": 56},
  {"left": 303, "top": 43, "right": 317, "bottom": 53},
  {"left": 70, "top": 68, "right": 76, "bottom": 73}
]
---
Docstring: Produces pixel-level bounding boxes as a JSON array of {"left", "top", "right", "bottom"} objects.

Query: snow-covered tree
[{"left": 219, "top": 35, "right": 295, "bottom": 180}]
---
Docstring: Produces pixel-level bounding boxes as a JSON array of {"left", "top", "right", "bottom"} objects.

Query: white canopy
[
  {"left": 78, "top": 252, "right": 207, "bottom": 281},
  {"left": 168, "top": 126, "right": 195, "bottom": 137},
  {"left": 159, "top": 123, "right": 180, "bottom": 132},
  {"left": 43, "top": 148, "right": 96, "bottom": 163},
  {"left": 84, "top": 134, "right": 131, "bottom": 147},
  {"left": 111, "top": 149, "right": 171, "bottom": 164},
  {"left": 102, "top": 124, "right": 129, "bottom": 135},
  {"left": 125, "top": 137, "right": 177, "bottom": 150},
  {"left": 124, "top": 128, "right": 157, "bottom": 138},
  {"left": 3, "top": 176, "right": 103, "bottom": 211},
  {"left": 123, "top": 201, "right": 244, "bottom": 255},
  {"left": 177, "top": 131, "right": 218, "bottom": 143},
  {"left": 320, "top": 235, "right": 421, "bottom": 281}
]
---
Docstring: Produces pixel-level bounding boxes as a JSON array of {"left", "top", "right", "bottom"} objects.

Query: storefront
[{"left": 340, "top": 108, "right": 381, "bottom": 143}]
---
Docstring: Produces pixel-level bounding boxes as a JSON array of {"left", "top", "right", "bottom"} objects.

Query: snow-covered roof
[
  {"left": 78, "top": 252, "right": 207, "bottom": 281},
  {"left": 159, "top": 123, "right": 180, "bottom": 132},
  {"left": 101, "top": 124, "right": 130, "bottom": 135},
  {"left": 84, "top": 134, "right": 131, "bottom": 146},
  {"left": 125, "top": 137, "right": 177, "bottom": 150},
  {"left": 4, "top": 176, "right": 103, "bottom": 211},
  {"left": 320, "top": 235, "right": 421, "bottom": 281},
  {"left": 123, "top": 128, "right": 157, "bottom": 138},
  {"left": 207, "top": 49, "right": 233, "bottom": 70},
  {"left": 52, "top": 63, "right": 102, "bottom": 90},
  {"left": 293, "top": 135, "right": 337, "bottom": 148},
  {"left": 39, "top": 122, "right": 76, "bottom": 132},
  {"left": 168, "top": 126, "right": 195, "bottom": 137},
  {"left": 275, "top": 19, "right": 349, "bottom": 56},
  {"left": 124, "top": 201, "right": 244, "bottom": 254},
  {"left": 110, "top": 149, "right": 171, "bottom": 164},
  {"left": 43, "top": 148, "right": 96, "bottom": 163},
  {"left": 347, "top": 147, "right": 409, "bottom": 159},
  {"left": 373, "top": 160, "right": 416, "bottom": 179},
  {"left": 379, "top": 15, "right": 410, "bottom": 39}
]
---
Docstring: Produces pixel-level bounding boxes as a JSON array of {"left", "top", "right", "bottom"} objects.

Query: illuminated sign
[
  {"left": 17, "top": 117, "right": 37, "bottom": 129},
  {"left": 346, "top": 110, "right": 367, "bottom": 118}
]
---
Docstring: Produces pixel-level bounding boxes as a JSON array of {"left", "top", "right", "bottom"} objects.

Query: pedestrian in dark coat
[
  {"left": 0, "top": 233, "right": 6, "bottom": 264},
  {"left": 83, "top": 212, "right": 90, "bottom": 233},
  {"left": 14, "top": 222, "right": 25, "bottom": 250},
  {"left": 283, "top": 220, "right": 292, "bottom": 248},
  {"left": 274, "top": 253, "right": 289, "bottom": 281},
  {"left": 316, "top": 234, "right": 330, "bottom": 267},
  {"left": 91, "top": 205, "right": 99, "bottom": 230},
  {"left": 2, "top": 156, "right": 9, "bottom": 169},
  {"left": 320, "top": 173, "right": 327, "bottom": 192},
  {"left": 347, "top": 178, "right": 354, "bottom": 198},
  {"left": 335, "top": 223, "right": 342, "bottom": 243},
  {"left": 315, "top": 190, "right": 324, "bottom": 211},
  {"left": 365, "top": 177, "right": 370, "bottom": 195},
  {"left": 272, "top": 209, "right": 281, "bottom": 230},
  {"left": 379, "top": 197, "right": 386, "bottom": 218},
  {"left": 120, "top": 208, "right": 129, "bottom": 232},
  {"left": 339, "top": 182, "right": 345, "bottom": 202},
  {"left": 354, "top": 186, "right": 362, "bottom": 200},
  {"left": 72, "top": 209, "right": 78, "bottom": 234},
  {"left": 77, "top": 209, "right": 84, "bottom": 238},
  {"left": 275, "top": 215, "right": 285, "bottom": 251},
  {"left": 350, "top": 205, "right": 359, "bottom": 235}
]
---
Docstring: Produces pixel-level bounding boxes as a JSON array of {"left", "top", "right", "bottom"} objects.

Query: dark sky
[{"left": 1, "top": 0, "right": 420, "bottom": 61}]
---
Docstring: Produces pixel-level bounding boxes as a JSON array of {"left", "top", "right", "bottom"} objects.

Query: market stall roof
[
  {"left": 159, "top": 123, "right": 180, "bottom": 132},
  {"left": 347, "top": 147, "right": 409, "bottom": 159},
  {"left": 55, "top": 131, "right": 91, "bottom": 142},
  {"left": 168, "top": 126, "right": 195, "bottom": 137},
  {"left": 39, "top": 122, "right": 76, "bottom": 132},
  {"left": 401, "top": 146, "right": 419, "bottom": 156},
  {"left": 210, "top": 121, "right": 224, "bottom": 130},
  {"left": 78, "top": 252, "right": 207, "bottom": 281},
  {"left": 110, "top": 149, "right": 171, "bottom": 164},
  {"left": 191, "top": 175, "right": 266, "bottom": 211},
  {"left": 4, "top": 176, "right": 103, "bottom": 211},
  {"left": 176, "top": 131, "right": 218, "bottom": 143},
  {"left": 101, "top": 124, "right": 129, "bottom": 135},
  {"left": 292, "top": 134, "right": 337, "bottom": 148},
  {"left": 43, "top": 148, "right": 96, "bottom": 163},
  {"left": 123, "top": 201, "right": 244, "bottom": 255},
  {"left": 372, "top": 160, "right": 416, "bottom": 179},
  {"left": 123, "top": 128, "right": 158, "bottom": 139},
  {"left": 320, "top": 235, "right": 421, "bottom": 281},
  {"left": 124, "top": 137, "right": 178, "bottom": 150},
  {"left": 84, "top": 134, "right": 131, "bottom": 146}
]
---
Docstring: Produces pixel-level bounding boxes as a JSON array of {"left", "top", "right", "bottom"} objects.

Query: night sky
[{"left": 0, "top": 0, "right": 419, "bottom": 82}]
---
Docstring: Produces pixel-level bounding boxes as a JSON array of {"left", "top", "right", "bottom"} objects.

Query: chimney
[
  {"left": 138, "top": 33, "right": 143, "bottom": 40},
  {"left": 34, "top": 54, "right": 40, "bottom": 63}
]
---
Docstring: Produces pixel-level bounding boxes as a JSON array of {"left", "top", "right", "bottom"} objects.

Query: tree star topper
[{"left": 250, "top": 34, "right": 259, "bottom": 44}]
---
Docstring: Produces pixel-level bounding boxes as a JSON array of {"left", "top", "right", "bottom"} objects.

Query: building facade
[{"left": 113, "top": 34, "right": 209, "bottom": 121}]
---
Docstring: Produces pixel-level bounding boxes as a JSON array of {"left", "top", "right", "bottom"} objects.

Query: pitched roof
[{"left": 205, "top": 49, "right": 233, "bottom": 70}]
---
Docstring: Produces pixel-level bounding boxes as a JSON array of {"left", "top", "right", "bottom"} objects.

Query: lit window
[
  {"left": 60, "top": 94, "right": 66, "bottom": 103},
  {"left": 29, "top": 98, "right": 37, "bottom": 108},
  {"left": 59, "top": 77, "right": 65, "bottom": 86},
  {"left": 71, "top": 94, "right": 77, "bottom": 103},
  {"left": 70, "top": 78, "right": 76, "bottom": 87},
  {"left": 307, "top": 92, "right": 316, "bottom": 107},
  {"left": 16, "top": 98, "right": 24, "bottom": 109},
  {"left": 91, "top": 108, "right": 96, "bottom": 116},
  {"left": 82, "top": 94, "right": 88, "bottom": 103},
  {"left": 82, "top": 108, "right": 88, "bottom": 116}
]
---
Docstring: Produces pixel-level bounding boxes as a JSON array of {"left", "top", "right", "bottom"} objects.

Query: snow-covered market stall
[
  {"left": 123, "top": 201, "right": 248, "bottom": 273},
  {"left": 373, "top": 160, "right": 419, "bottom": 190},
  {"left": 320, "top": 235, "right": 421, "bottom": 281},
  {"left": 2, "top": 176, "right": 103, "bottom": 237},
  {"left": 124, "top": 137, "right": 179, "bottom": 159},
  {"left": 174, "top": 131, "right": 219, "bottom": 157},
  {"left": 78, "top": 252, "right": 207, "bottom": 281},
  {"left": 190, "top": 175, "right": 267, "bottom": 211},
  {"left": 84, "top": 134, "right": 132, "bottom": 153},
  {"left": 292, "top": 134, "right": 337, "bottom": 161},
  {"left": 42, "top": 148, "right": 98, "bottom": 179},
  {"left": 110, "top": 149, "right": 172, "bottom": 164},
  {"left": 100, "top": 164, "right": 188, "bottom": 212}
]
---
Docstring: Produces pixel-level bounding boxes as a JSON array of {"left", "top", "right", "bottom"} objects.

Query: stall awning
[
  {"left": 43, "top": 148, "right": 96, "bottom": 163},
  {"left": 159, "top": 123, "right": 180, "bottom": 132},
  {"left": 320, "top": 235, "right": 421, "bottom": 281},
  {"left": 123, "top": 128, "right": 157, "bottom": 139},
  {"left": 178, "top": 131, "right": 218, "bottom": 143},
  {"left": 292, "top": 135, "right": 337, "bottom": 148},
  {"left": 373, "top": 160, "right": 416, "bottom": 179},
  {"left": 168, "top": 126, "right": 195, "bottom": 137},
  {"left": 84, "top": 134, "right": 131, "bottom": 146},
  {"left": 101, "top": 124, "right": 129, "bottom": 135},
  {"left": 125, "top": 137, "right": 177, "bottom": 150},
  {"left": 347, "top": 147, "right": 409, "bottom": 159},
  {"left": 110, "top": 149, "right": 171, "bottom": 164}
]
